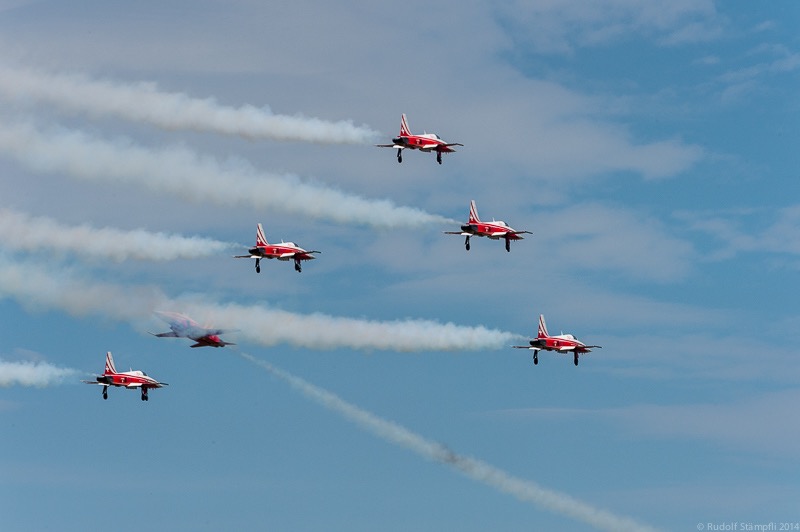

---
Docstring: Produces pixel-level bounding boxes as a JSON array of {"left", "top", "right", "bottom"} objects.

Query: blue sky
[{"left": 1, "top": 1, "right": 798, "bottom": 530}]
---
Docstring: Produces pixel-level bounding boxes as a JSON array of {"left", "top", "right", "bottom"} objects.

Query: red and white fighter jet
[
  {"left": 151, "top": 311, "right": 236, "bottom": 348},
  {"left": 513, "top": 314, "right": 601, "bottom": 366},
  {"left": 376, "top": 114, "right": 463, "bottom": 164},
  {"left": 82, "top": 351, "right": 167, "bottom": 401},
  {"left": 235, "top": 223, "right": 320, "bottom": 273},
  {"left": 444, "top": 200, "right": 531, "bottom": 252}
]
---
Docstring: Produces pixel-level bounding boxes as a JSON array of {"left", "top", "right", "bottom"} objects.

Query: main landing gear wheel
[
  {"left": 255, "top": 259, "right": 261, "bottom": 274},
  {"left": 465, "top": 236, "right": 471, "bottom": 251},
  {"left": 533, "top": 353, "right": 538, "bottom": 365},
  {"left": 294, "top": 260, "right": 302, "bottom": 273},
  {"left": 505, "top": 238, "right": 511, "bottom": 252},
  {"left": 437, "top": 152, "right": 442, "bottom": 165},
  {"left": 574, "top": 353, "right": 579, "bottom": 366},
  {"left": 102, "top": 388, "right": 108, "bottom": 400},
  {"left": 397, "top": 149, "right": 402, "bottom": 163},
  {"left": 141, "top": 391, "right": 149, "bottom": 401}
]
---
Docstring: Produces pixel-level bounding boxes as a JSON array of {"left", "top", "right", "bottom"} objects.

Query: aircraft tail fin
[
  {"left": 538, "top": 314, "right": 549, "bottom": 339},
  {"left": 256, "top": 223, "right": 269, "bottom": 247},
  {"left": 399, "top": 114, "right": 412, "bottom": 137},
  {"left": 468, "top": 200, "right": 480, "bottom": 224},
  {"left": 104, "top": 351, "right": 117, "bottom": 375}
]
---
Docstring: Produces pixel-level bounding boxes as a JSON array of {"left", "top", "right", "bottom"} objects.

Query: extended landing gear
[
  {"left": 102, "top": 386, "right": 108, "bottom": 400},
  {"left": 533, "top": 352, "right": 538, "bottom": 365},
  {"left": 505, "top": 236, "right": 511, "bottom": 252},
  {"left": 294, "top": 259, "right": 302, "bottom": 273},
  {"left": 465, "top": 236, "right": 471, "bottom": 251},
  {"left": 141, "top": 389, "right": 149, "bottom": 401},
  {"left": 437, "top": 151, "right": 442, "bottom": 165},
  {"left": 397, "top": 149, "right": 403, "bottom": 163},
  {"left": 255, "top": 258, "right": 261, "bottom": 274},
  {"left": 574, "top": 353, "right": 579, "bottom": 366}
]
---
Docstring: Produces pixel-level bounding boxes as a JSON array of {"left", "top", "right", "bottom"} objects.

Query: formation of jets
[{"left": 82, "top": 113, "right": 602, "bottom": 401}]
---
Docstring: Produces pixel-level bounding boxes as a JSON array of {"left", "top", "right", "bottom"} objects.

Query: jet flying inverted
[
  {"left": 513, "top": 314, "right": 601, "bottom": 366},
  {"left": 376, "top": 114, "right": 462, "bottom": 164},
  {"left": 234, "top": 223, "right": 320, "bottom": 273},
  {"left": 82, "top": 351, "right": 167, "bottom": 401},
  {"left": 444, "top": 200, "right": 531, "bottom": 252},
  {"left": 151, "top": 311, "right": 236, "bottom": 348}
]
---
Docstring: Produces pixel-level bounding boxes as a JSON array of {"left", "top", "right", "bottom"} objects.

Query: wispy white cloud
[
  {"left": 0, "top": 122, "right": 455, "bottom": 228},
  {"left": 242, "top": 353, "right": 658, "bottom": 532},
  {"left": 0, "top": 63, "right": 379, "bottom": 144},
  {"left": 714, "top": 44, "right": 800, "bottom": 103},
  {"left": 491, "top": 388, "right": 800, "bottom": 458},
  {"left": 534, "top": 203, "right": 695, "bottom": 282},
  {"left": 0, "top": 358, "right": 78, "bottom": 387},
  {"left": 496, "top": 0, "right": 721, "bottom": 54},
  {"left": 0, "top": 208, "right": 235, "bottom": 262},
  {"left": 608, "top": 389, "right": 800, "bottom": 458},
  {"left": 677, "top": 205, "right": 800, "bottom": 261}
]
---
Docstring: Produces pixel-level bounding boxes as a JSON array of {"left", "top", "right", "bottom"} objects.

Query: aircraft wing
[
  {"left": 436, "top": 143, "right": 464, "bottom": 152},
  {"left": 82, "top": 380, "right": 106, "bottom": 385},
  {"left": 443, "top": 231, "right": 470, "bottom": 235},
  {"left": 150, "top": 331, "right": 179, "bottom": 338},
  {"left": 233, "top": 254, "right": 259, "bottom": 259},
  {"left": 375, "top": 144, "right": 404, "bottom": 148},
  {"left": 507, "top": 230, "right": 533, "bottom": 240},
  {"left": 125, "top": 383, "right": 143, "bottom": 389},
  {"left": 280, "top": 251, "right": 321, "bottom": 260}
]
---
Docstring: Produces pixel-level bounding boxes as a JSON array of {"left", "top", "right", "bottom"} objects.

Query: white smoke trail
[
  {"left": 184, "top": 300, "right": 517, "bottom": 352},
  {"left": 0, "top": 358, "right": 78, "bottom": 387},
  {"left": 0, "top": 122, "right": 456, "bottom": 228},
  {"left": 0, "top": 256, "right": 518, "bottom": 352},
  {"left": 0, "top": 255, "right": 168, "bottom": 321},
  {"left": 240, "top": 353, "right": 657, "bottom": 532},
  {"left": 0, "top": 63, "right": 379, "bottom": 144},
  {"left": 0, "top": 208, "right": 235, "bottom": 262}
]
